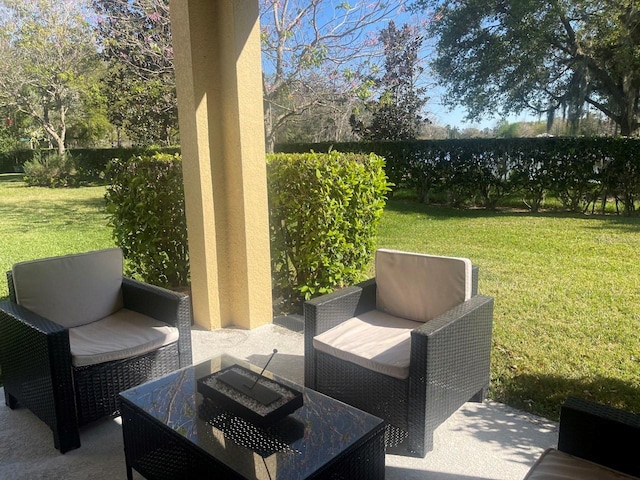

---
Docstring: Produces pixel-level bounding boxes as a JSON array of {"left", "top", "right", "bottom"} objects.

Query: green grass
[
  {"left": 0, "top": 173, "right": 115, "bottom": 300},
  {"left": 2, "top": 173, "right": 639, "bottom": 421},
  {"left": 378, "top": 200, "right": 640, "bottom": 420}
]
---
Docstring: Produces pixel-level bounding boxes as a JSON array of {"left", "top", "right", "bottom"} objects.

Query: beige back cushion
[
  {"left": 376, "top": 249, "right": 472, "bottom": 323},
  {"left": 12, "top": 248, "right": 124, "bottom": 328}
]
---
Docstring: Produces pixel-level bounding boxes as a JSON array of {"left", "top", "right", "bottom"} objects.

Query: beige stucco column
[{"left": 169, "top": 0, "right": 272, "bottom": 330}]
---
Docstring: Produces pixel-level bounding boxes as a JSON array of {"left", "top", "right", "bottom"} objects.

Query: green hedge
[
  {"left": 0, "top": 146, "right": 181, "bottom": 178},
  {"left": 72, "top": 147, "right": 181, "bottom": 181},
  {"left": 104, "top": 151, "right": 389, "bottom": 309},
  {"left": 268, "top": 151, "right": 389, "bottom": 310},
  {"left": 105, "top": 153, "right": 189, "bottom": 288},
  {"left": 277, "top": 137, "right": 640, "bottom": 214},
  {"left": 0, "top": 149, "right": 35, "bottom": 173}
]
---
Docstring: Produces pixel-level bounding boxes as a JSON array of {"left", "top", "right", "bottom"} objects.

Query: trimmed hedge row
[
  {"left": 105, "top": 152, "right": 389, "bottom": 312},
  {"left": 0, "top": 149, "right": 35, "bottom": 173},
  {"left": 0, "top": 146, "right": 181, "bottom": 178},
  {"left": 277, "top": 137, "right": 640, "bottom": 214}
]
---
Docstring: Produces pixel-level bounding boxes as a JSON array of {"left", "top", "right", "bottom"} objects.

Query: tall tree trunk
[
  {"left": 619, "top": 123, "right": 631, "bottom": 136},
  {"left": 619, "top": 77, "right": 639, "bottom": 136},
  {"left": 265, "top": 101, "right": 275, "bottom": 153},
  {"left": 41, "top": 103, "right": 66, "bottom": 156}
]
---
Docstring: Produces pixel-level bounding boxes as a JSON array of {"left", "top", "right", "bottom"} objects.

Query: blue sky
[
  {"left": 393, "top": 7, "right": 538, "bottom": 130},
  {"left": 429, "top": 101, "right": 537, "bottom": 130},
  {"left": 258, "top": 1, "right": 538, "bottom": 131}
]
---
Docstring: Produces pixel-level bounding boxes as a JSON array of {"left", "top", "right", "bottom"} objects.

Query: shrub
[
  {"left": 72, "top": 146, "right": 182, "bottom": 182},
  {"left": 3, "top": 146, "right": 183, "bottom": 179},
  {"left": 104, "top": 150, "right": 388, "bottom": 309},
  {"left": 23, "top": 152, "right": 78, "bottom": 187},
  {"left": 267, "top": 151, "right": 389, "bottom": 311},
  {"left": 105, "top": 153, "right": 189, "bottom": 288}
]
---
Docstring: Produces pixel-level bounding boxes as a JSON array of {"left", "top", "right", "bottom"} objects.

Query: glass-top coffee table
[{"left": 119, "top": 354, "right": 385, "bottom": 479}]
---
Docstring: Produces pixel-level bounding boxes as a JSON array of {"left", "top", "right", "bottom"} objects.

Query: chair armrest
[
  {"left": 304, "top": 278, "right": 376, "bottom": 336},
  {"left": 303, "top": 278, "right": 376, "bottom": 388},
  {"left": 558, "top": 396, "right": 640, "bottom": 477},
  {"left": 121, "top": 277, "right": 191, "bottom": 326},
  {"left": 121, "top": 278, "right": 193, "bottom": 367},
  {"left": 0, "top": 301, "right": 77, "bottom": 431},
  {"left": 411, "top": 295, "right": 494, "bottom": 347},
  {"left": 0, "top": 300, "right": 68, "bottom": 336},
  {"left": 409, "top": 295, "right": 494, "bottom": 425}
]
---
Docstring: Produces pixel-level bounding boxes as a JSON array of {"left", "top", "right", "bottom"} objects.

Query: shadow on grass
[
  {"left": 584, "top": 216, "right": 640, "bottom": 234},
  {"left": 495, "top": 373, "right": 639, "bottom": 422},
  {"left": 0, "top": 197, "right": 108, "bottom": 233},
  {"left": 385, "top": 199, "right": 640, "bottom": 228},
  {"left": 0, "top": 173, "right": 24, "bottom": 183}
]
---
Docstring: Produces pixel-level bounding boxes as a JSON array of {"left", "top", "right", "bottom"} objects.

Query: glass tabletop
[{"left": 120, "top": 354, "right": 384, "bottom": 479}]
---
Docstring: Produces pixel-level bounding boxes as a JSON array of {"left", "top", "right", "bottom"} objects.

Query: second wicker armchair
[{"left": 304, "top": 249, "right": 494, "bottom": 457}]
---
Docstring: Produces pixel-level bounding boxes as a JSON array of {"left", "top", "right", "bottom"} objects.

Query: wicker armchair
[
  {"left": 524, "top": 396, "right": 640, "bottom": 478},
  {"left": 304, "top": 249, "right": 494, "bottom": 457},
  {"left": 0, "top": 249, "right": 192, "bottom": 453}
]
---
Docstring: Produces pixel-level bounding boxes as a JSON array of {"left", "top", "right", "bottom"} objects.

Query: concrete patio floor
[{"left": 0, "top": 324, "right": 558, "bottom": 479}]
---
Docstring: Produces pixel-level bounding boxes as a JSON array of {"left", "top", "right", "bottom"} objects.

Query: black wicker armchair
[
  {"left": 0, "top": 249, "right": 192, "bottom": 453},
  {"left": 304, "top": 249, "right": 494, "bottom": 457},
  {"left": 524, "top": 396, "right": 640, "bottom": 479}
]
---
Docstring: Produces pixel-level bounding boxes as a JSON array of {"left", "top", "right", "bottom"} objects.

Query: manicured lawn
[
  {"left": 2, "top": 173, "right": 639, "bottom": 421},
  {"left": 377, "top": 200, "right": 640, "bottom": 420},
  {"left": 0, "top": 173, "right": 115, "bottom": 300}
]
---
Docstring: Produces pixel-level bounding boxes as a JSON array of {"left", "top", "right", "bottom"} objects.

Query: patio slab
[{"left": 0, "top": 324, "right": 558, "bottom": 479}]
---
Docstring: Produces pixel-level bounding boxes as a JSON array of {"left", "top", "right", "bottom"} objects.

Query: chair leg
[
  {"left": 470, "top": 384, "right": 489, "bottom": 403},
  {"left": 53, "top": 427, "right": 81, "bottom": 454},
  {"left": 4, "top": 389, "right": 18, "bottom": 409},
  {"left": 405, "top": 427, "right": 433, "bottom": 458}
]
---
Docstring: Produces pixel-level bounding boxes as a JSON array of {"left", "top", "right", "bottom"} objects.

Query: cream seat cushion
[
  {"left": 69, "top": 308, "right": 179, "bottom": 367},
  {"left": 313, "top": 309, "right": 423, "bottom": 380},
  {"left": 376, "top": 249, "right": 472, "bottom": 323},
  {"left": 525, "top": 449, "right": 639, "bottom": 480}
]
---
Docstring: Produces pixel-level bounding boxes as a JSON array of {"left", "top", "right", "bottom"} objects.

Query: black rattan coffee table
[{"left": 119, "top": 354, "right": 385, "bottom": 479}]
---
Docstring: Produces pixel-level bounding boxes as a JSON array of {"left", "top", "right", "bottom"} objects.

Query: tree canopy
[
  {"left": 93, "top": 0, "right": 177, "bottom": 146},
  {"left": 93, "top": 0, "right": 408, "bottom": 149},
  {"left": 261, "top": 0, "right": 407, "bottom": 150},
  {"left": 414, "top": 0, "right": 640, "bottom": 135},
  {"left": 0, "top": 0, "right": 101, "bottom": 155},
  {"left": 351, "top": 21, "right": 428, "bottom": 140}
]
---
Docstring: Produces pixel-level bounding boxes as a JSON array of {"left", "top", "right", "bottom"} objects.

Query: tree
[
  {"left": 0, "top": 0, "right": 101, "bottom": 156},
  {"left": 0, "top": 107, "right": 24, "bottom": 153},
  {"left": 273, "top": 82, "right": 362, "bottom": 143},
  {"left": 91, "top": 1, "right": 407, "bottom": 148},
  {"left": 415, "top": 0, "right": 640, "bottom": 136},
  {"left": 93, "top": 0, "right": 178, "bottom": 145},
  {"left": 66, "top": 69, "right": 114, "bottom": 148},
  {"left": 350, "top": 21, "right": 428, "bottom": 140},
  {"left": 261, "top": 0, "right": 407, "bottom": 150}
]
